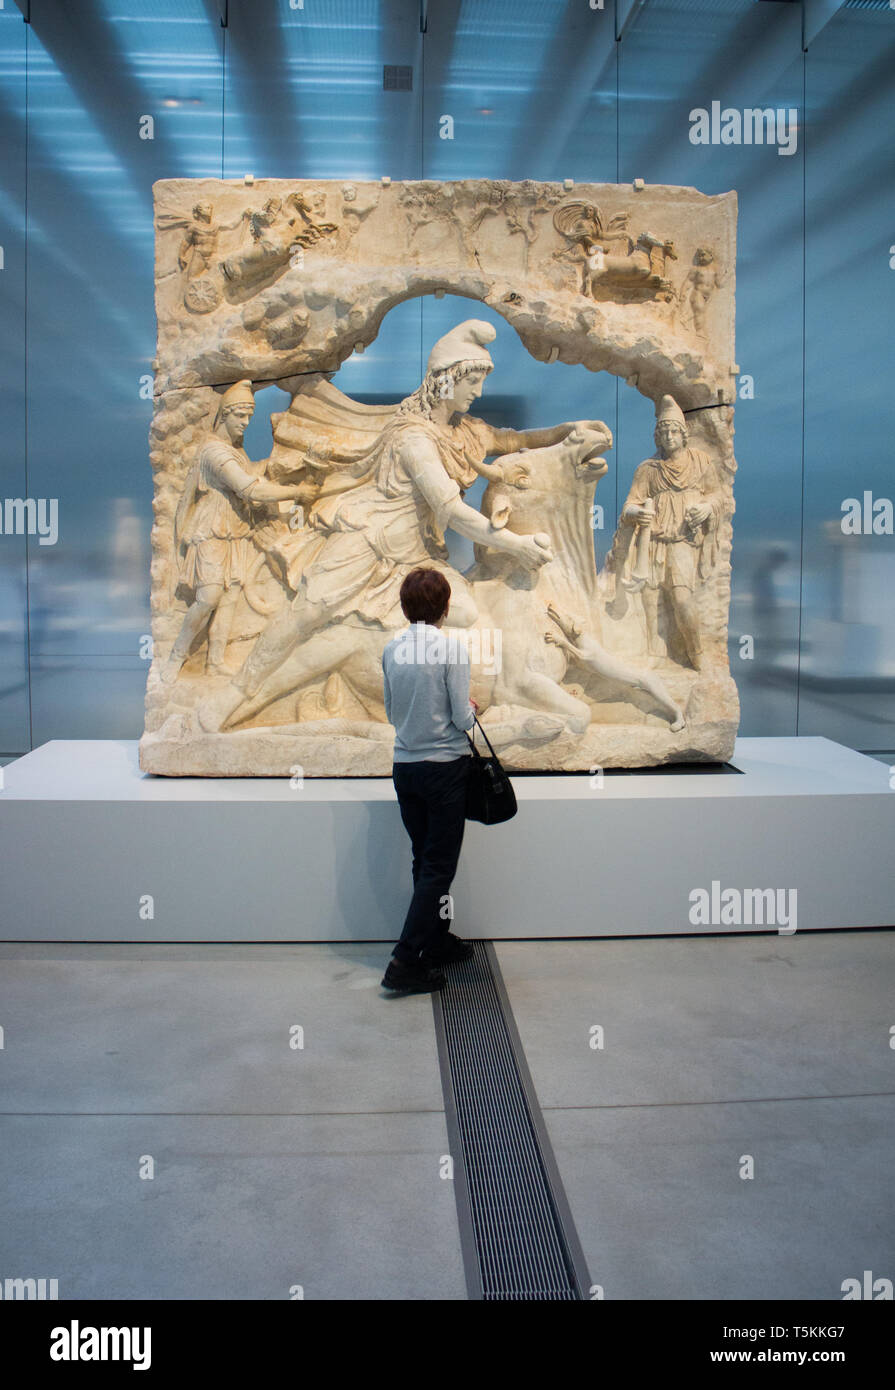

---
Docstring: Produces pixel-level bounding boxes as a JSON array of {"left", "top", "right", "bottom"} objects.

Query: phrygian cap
[
  {"left": 426, "top": 320, "right": 496, "bottom": 375},
  {"left": 655, "top": 394, "right": 686, "bottom": 427},
  {"left": 220, "top": 379, "right": 255, "bottom": 411}
]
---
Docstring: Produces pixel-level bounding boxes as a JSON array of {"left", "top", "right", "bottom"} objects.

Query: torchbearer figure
[
  {"left": 162, "top": 380, "right": 308, "bottom": 683},
  {"left": 621, "top": 395, "right": 722, "bottom": 670}
]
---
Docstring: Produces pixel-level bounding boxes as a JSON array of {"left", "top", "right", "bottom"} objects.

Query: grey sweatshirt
[{"left": 382, "top": 622, "right": 475, "bottom": 762}]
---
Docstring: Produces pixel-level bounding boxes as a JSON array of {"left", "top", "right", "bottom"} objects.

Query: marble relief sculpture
[{"left": 141, "top": 178, "right": 739, "bottom": 775}]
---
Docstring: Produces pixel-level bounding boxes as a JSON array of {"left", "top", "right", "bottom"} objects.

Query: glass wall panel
[
  {"left": 24, "top": 0, "right": 223, "bottom": 741},
  {"left": 2, "top": 1, "right": 890, "bottom": 759},
  {"left": 422, "top": 0, "right": 617, "bottom": 183},
  {"left": 224, "top": 0, "right": 422, "bottom": 181},
  {"left": 0, "top": 6, "right": 29, "bottom": 755},
  {"left": 801, "top": 5, "right": 895, "bottom": 751},
  {"left": 618, "top": 0, "right": 805, "bottom": 737}
]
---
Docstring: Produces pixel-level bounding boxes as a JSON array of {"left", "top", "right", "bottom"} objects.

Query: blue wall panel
[
  {"left": 0, "top": 6, "right": 30, "bottom": 754},
  {"left": 23, "top": 0, "right": 224, "bottom": 743},
  {"left": 619, "top": 0, "right": 805, "bottom": 738},
  {"left": 1, "top": 0, "right": 891, "bottom": 757},
  {"left": 800, "top": 5, "right": 895, "bottom": 749}
]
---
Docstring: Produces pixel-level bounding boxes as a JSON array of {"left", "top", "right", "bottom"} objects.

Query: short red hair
[{"left": 399, "top": 568, "right": 451, "bottom": 623}]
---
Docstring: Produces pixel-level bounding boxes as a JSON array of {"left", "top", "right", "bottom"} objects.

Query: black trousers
[{"left": 391, "top": 755, "right": 471, "bottom": 963}]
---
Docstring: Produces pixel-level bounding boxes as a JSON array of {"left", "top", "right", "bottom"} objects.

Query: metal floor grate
[{"left": 433, "top": 942, "right": 590, "bottom": 1301}]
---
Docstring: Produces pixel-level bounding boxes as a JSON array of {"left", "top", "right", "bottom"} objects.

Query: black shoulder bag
[{"left": 465, "top": 716, "right": 518, "bottom": 824}]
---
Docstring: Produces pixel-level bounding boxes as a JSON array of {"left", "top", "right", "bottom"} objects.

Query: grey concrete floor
[
  {"left": 0, "top": 942, "right": 465, "bottom": 1301},
  {"left": 0, "top": 933, "right": 892, "bottom": 1300},
  {"left": 495, "top": 932, "right": 895, "bottom": 1300}
]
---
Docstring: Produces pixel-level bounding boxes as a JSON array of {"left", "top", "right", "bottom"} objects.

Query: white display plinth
[{"left": 0, "top": 738, "right": 891, "bottom": 941}]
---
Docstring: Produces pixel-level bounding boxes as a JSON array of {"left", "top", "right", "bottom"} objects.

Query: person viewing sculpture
[{"left": 380, "top": 568, "right": 477, "bottom": 996}]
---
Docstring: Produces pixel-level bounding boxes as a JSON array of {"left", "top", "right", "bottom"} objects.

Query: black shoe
[
  {"left": 421, "top": 933, "right": 475, "bottom": 965},
  {"left": 381, "top": 957, "right": 446, "bottom": 993}
]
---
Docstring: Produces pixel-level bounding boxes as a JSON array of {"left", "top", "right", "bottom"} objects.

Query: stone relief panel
[{"left": 141, "top": 178, "right": 739, "bottom": 775}]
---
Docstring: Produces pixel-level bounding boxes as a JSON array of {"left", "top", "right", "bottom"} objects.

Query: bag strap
[{"left": 465, "top": 714, "right": 499, "bottom": 760}]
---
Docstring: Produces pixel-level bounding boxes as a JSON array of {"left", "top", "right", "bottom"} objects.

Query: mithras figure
[{"left": 197, "top": 322, "right": 577, "bottom": 730}]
